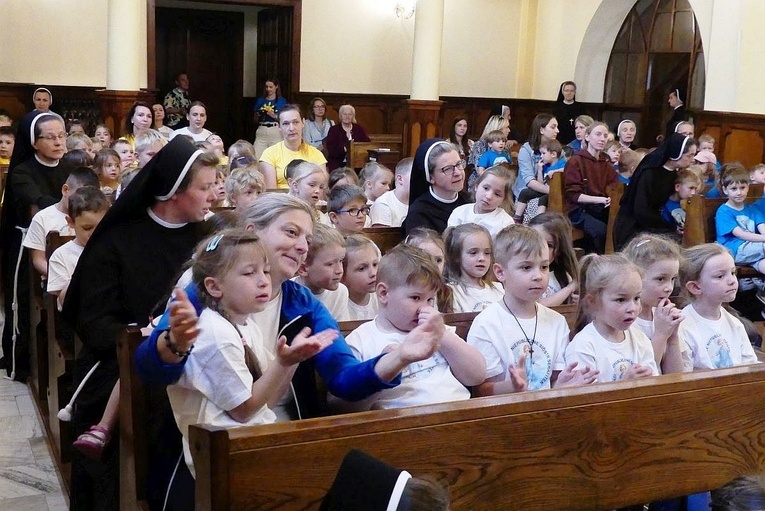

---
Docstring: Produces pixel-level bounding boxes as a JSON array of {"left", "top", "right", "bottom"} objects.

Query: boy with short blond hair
[
  {"left": 0, "top": 126, "right": 15, "bottom": 165},
  {"left": 224, "top": 164, "right": 265, "bottom": 210},
  {"left": 476, "top": 129, "right": 510, "bottom": 175},
  {"left": 370, "top": 157, "right": 412, "bottom": 227},
  {"left": 468, "top": 224, "right": 596, "bottom": 395},
  {"left": 23, "top": 167, "right": 100, "bottom": 276},
  {"left": 662, "top": 165, "right": 703, "bottom": 231},
  {"left": 328, "top": 184, "right": 370, "bottom": 236},
  {"left": 294, "top": 224, "right": 350, "bottom": 321},
  {"left": 66, "top": 133, "right": 94, "bottom": 159},
  {"left": 344, "top": 244, "right": 486, "bottom": 410},
  {"left": 360, "top": 162, "right": 393, "bottom": 204}
]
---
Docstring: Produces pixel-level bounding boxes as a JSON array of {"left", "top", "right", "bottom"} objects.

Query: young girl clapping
[
  {"left": 677, "top": 244, "right": 759, "bottom": 371},
  {"left": 565, "top": 254, "right": 659, "bottom": 382},
  {"left": 166, "top": 229, "right": 336, "bottom": 476},
  {"left": 444, "top": 223, "right": 504, "bottom": 313}
]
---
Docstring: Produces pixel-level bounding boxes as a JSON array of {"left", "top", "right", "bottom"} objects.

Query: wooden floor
[{"left": 0, "top": 375, "right": 68, "bottom": 510}]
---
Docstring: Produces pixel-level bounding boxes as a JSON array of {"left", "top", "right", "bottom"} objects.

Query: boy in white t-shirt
[
  {"left": 468, "top": 224, "right": 598, "bottom": 394},
  {"left": 48, "top": 186, "right": 109, "bottom": 310},
  {"left": 370, "top": 157, "right": 412, "bottom": 227},
  {"left": 24, "top": 166, "right": 100, "bottom": 276},
  {"left": 294, "top": 224, "right": 350, "bottom": 322},
  {"left": 345, "top": 244, "right": 486, "bottom": 410}
]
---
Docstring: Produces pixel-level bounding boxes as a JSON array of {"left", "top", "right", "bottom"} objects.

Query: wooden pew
[
  {"left": 604, "top": 181, "right": 625, "bottom": 254},
  {"left": 361, "top": 226, "right": 404, "bottom": 255},
  {"left": 682, "top": 184, "right": 763, "bottom": 277},
  {"left": 189, "top": 364, "right": 765, "bottom": 511},
  {"left": 117, "top": 327, "right": 150, "bottom": 511},
  {"left": 349, "top": 134, "right": 403, "bottom": 170},
  {"left": 338, "top": 305, "right": 578, "bottom": 341},
  {"left": 28, "top": 239, "right": 49, "bottom": 405},
  {"left": 547, "top": 171, "right": 584, "bottom": 241},
  {"left": 43, "top": 232, "right": 76, "bottom": 491}
]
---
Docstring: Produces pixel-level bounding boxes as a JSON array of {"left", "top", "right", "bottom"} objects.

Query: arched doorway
[{"left": 603, "top": 0, "right": 705, "bottom": 144}]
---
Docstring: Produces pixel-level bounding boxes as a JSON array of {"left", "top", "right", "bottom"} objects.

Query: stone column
[
  {"left": 96, "top": 0, "right": 152, "bottom": 138},
  {"left": 404, "top": 0, "right": 446, "bottom": 156}
]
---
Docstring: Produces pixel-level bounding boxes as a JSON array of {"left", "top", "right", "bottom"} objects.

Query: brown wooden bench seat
[
  {"left": 189, "top": 363, "right": 765, "bottom": 510},
  {"left": 682, "top": 184, "right": 764, "bottom": 277}
]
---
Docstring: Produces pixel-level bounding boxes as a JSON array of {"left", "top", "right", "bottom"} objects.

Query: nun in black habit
[
  {"left": 613, "top": 133, "right": 697, "bottom": 250},
  {"left": 0, "top": 111, "right": 69, "bottom": 380},
  {"left": 403, "top": 138, "right": 468, "bottom": 235},
  {"left": 62, "top": 136, "right": 218, "bottom": 510}
]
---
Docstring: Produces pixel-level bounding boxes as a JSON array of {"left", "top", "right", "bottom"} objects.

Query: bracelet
[{"left": 164, "top": 330, "right": 194, "bottom": 358}]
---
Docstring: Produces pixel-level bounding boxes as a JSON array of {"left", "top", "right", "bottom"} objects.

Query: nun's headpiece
[
  {"left": 33, "top": 87, "right": 53, "bottom": 106},
  {"left": 671, "top": 87, "right": 685, "bottom": 104},
  {"left": 408, "top": 138, "right": 453, "bottom": 206},
  {"left": 30, "top": 112, "right": 64, "bottom": 143},
  {"left": 320, "top": 450, "right": 412, "bottom": 511},
  {"left": 665, "top": 133, "right": 693, "bottom": 161}
]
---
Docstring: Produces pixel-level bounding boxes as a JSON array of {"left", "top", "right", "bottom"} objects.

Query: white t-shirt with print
[
  {"left": 450, "top": 282, "right": 504, "bottom": 313},
  {"left": 678, "top": 304, "right": 759, "bottom": 371},
  {"left": 345, "top": 317, "right": 470, "bottom": 410},
  {"left": 167, "top": 309, "right": 276, "bottom": 477},
  {"left": 565, "top": 322, "right": 659, "bottom": 382},
  {"left": 467, "top": 301, "right": 568, "bottom": 390}
]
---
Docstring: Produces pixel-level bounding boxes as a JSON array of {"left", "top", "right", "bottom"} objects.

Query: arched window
[{"left": 604, "top": 0, "right": 704, "bottom": 141}]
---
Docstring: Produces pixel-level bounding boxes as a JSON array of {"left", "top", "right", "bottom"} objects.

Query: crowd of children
[{"left": 3, "top": 92, "right": 765, "bottom": 511}]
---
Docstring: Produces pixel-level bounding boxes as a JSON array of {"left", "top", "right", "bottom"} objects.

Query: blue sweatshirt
[{"left": 135, "top": 280, "right": 399, "bottom": 418}]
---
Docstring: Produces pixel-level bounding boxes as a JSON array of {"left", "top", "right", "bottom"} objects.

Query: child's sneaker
[{"left": 73, "top": 425, "right": 110, "bottom": 460}]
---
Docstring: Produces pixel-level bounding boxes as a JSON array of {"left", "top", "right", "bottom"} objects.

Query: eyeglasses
[
  {"left": 313, "top": 104, "right": 326, "bottom": 109},
  {"left": 439, "top": 160, "right": 467, "bottom": 177},
  {"left": 38, "top": 133, "right": 67, "bottom": 142},
  {"left": 337, "top": 206, "right": 370, "bottom": 217}
]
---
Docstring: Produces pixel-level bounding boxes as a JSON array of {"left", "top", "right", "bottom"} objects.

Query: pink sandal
[{"left": 73, "top": 425, "right": 110, "bottom": 460}]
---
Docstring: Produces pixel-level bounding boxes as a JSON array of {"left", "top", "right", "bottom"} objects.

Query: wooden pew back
[
  {"left": 190, "top": 364, "right": 765, "bottom": 510},
  {"left": 117, "top": 327, "right": 150, "bottom": 511},
  {"left": 43, "top": 232, "right": 76, "bottom": 483},
  {"left": 338, "top": 305, "right": 578, "bottom": 341},
  {"left": 605, "top": 181, "right": 625, "bottom": 254},
  {"left": 349, "top": 134, "right": 403, "bottom": 170},
  {"left": 547, "top": 171, "right": 584, "bottom": 242},
  {"left": 361, "top": 226, "right": 404, "bottom": 255}
]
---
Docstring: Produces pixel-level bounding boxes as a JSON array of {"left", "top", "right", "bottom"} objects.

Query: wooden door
[
  {"left": 257, "top": 8, "right": 293, "bottom": 100},
  {"left": 156, "top": 8, "right": 244, "bottom": 144}
]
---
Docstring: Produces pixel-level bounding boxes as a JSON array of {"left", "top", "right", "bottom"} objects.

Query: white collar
[
  {"left": 147, "top": 207, "right": 188, "bottom": 229},
  {"left": 429, "top": 187, "right": 459, "bottom": 203},
  {"left": 34, "top": 154, "right": 59, "bottom": 167}
]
